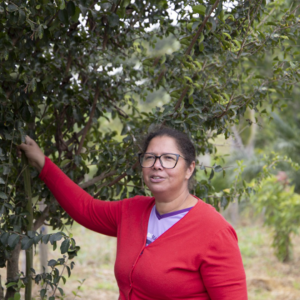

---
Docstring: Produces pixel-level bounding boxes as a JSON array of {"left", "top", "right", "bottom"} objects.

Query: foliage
[
  {"left": 1, "top": 0, "right": 300, "bottom": 298},
  {"left": 239, "top": 153, "right": 300, "bottom": 262},
  {"left": 251, "top": 176, "right": 300, "bottom": 262}
]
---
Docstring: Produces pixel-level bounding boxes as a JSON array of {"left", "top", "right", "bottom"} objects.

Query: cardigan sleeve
[
  {"left": 200, "top": 226, "right": 248, "bottom": 300},
  {"left": 39, "top": 157, "right": 122, "bottom": 237}
]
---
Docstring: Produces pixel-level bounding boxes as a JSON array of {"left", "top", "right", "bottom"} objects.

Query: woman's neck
[{"left": 154, "top": 190, "right": 198, "bottom": 215}]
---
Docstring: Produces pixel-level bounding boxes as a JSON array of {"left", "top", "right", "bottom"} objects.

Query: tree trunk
[
  {"left": 22, "top": 153, "right": 33, "bottom": 300},
  {"left": 39, "top": 200, "right": 48, "bottom": 273},
  {"left": 5, "top": 243, "right": 21, "bottom": 300},
  {"left": 39, "top": 226, "right": 48, "bottom": 273},
  {"left": 0, "top": 275, "right": 4, "bottom": 300}
]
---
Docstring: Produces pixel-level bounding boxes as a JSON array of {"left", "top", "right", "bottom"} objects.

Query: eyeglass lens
[{"left": 140, "top": 154, "right": 178, "bottom": 168}]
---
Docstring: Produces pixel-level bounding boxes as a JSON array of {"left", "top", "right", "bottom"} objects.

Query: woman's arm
[
  {"left": 201, "top": 227, "right": 248, "bottom": 300},
  {"left": 18, "top": 136, "right": 122, "bottom": 236}
]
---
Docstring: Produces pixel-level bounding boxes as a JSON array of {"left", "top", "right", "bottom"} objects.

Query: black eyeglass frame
[{"left": 138, "top": 153, "right": 186, "bottom": 169}]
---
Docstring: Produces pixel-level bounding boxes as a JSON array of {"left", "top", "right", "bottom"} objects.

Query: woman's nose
[{"left": 152, "top": 157, "right": 163, "bottom": 169}]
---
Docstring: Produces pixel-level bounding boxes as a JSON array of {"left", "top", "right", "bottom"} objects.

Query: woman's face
[{"left": 142, "top": 136, "right": 195, "bottom": 197}]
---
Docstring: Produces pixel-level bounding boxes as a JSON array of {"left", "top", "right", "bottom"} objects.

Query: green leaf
[
  {"left": 198, "top": 33, "right": 204, "bottom": 44},
  {"left": 0, "top": 232, "right": 9, "bottom": 245},
  {"left": 66, "top": 265, "right": 71, "bottom": 277},
  {"left": 222, "top": 32, "right": 231, "bottom": 40},
  {"left": 199, "top": 43, "right": 204, "bottom": 52},
  {"left": 60, "top": 159, "right": 71, "bottom": 168},
  {"left": 7, "top": 4, "right": 18, "bottom": 12},
  {"left": 71, "top": 6, "right": 81, "bottom": 22},
  {"left": 108, "top": 13, "right": 119, "bottom": 27},
  {"left": 48, "top": 259, "right": 57, "bottom": 267},
  {"left": 8, "top": 234, "right": 20, "bottom": 249},
  {"left": 184, "top": 76, "right": 193, "bottom": 84},
  {"left": 18, "top": 9, "right": 26, "bottom": 25},
  {"left": 214, "top": 165, "right": 223, "bottom": 173},
  {"left": 78, "top": 4, "right": 88, "bottom": 16},
  {"left": 58, "top": 287, "right": 64, "bottom": 296},
  {"left": 61, "top": 276, "right": 67, "bottom": 284},
  {"left": 49, "top": 232, "right": 63, "bottom": 244},
  {"left": 67, "top": 1, "right": 76, "bottom": 17},
  {"left": 6, "top": 282, "right": 17, "bottom": 288},
  {"left": 13, "top": 293, "right": 20, "bottom": 300},
  {"left": 21, "top": 237, "right": 34, "bottom": 250},
  {"left": 0, "top": 192, "right": 8, "bottom": 200},
  {"left": 42, "top": 234, "right": 50, "bottom": 244},
  {"left": 266, "top": 21, "right": 277, "bottom": 26},
  {"left": 60, "top": 239, "right": 70, "bottom": 254},
  {"left": 38, "top": 25, "right": 44, "bottom": 39},
  {"left": 33, "top": 234, "right": 42, "bottom": 244},
  {"left": 58, "top": 9, "right": 69, "bottom": 25},
  {"left": 60, "top": 0, "right": 66, "bottom": 10},
  {"left": 209, "top": 169, "right": 214, "bottom": 180},
  {"left": 232, "top": 39, "right": 241, "bottom": 48},
  {"left": 192, "top": 21, "right": 200, "bottom": 31},
  {"left": 40, "top": 288, "right": 46, "bottom": 298},
  {"left": 192, "top": 5, "right": 206, "bottom": 15}
]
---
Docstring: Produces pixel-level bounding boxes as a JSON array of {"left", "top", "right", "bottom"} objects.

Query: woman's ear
[{"left": 185, "top": 161, "right": 195, "bottom": 180}]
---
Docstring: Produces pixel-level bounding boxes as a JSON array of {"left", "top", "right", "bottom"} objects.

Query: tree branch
[
  {"left": 76, "top": 86, "right": 100, "bottom": 155},
  {"left": 33, "top": 206, "right": 50, "bottom": 231},
  {"left": 79, "top": 170, "right": 117, "bottom": 189},
  {"left": 185, "top": 0, "right": 222, "bottom": 56},
  {"left": 94, "top": 160, "right": 139, "bottom": 198},
  {"left": 174, "top": 86, "right": 189, "bottom": 111},
  {"left": 65, "top": 52, "right": 72, "bottom": 74},
  {"left": 237, "top": 0, "right": 262, "bottom": 58},
  {"left": 155, "top": 69, "right": 166, "bottom": 85}
]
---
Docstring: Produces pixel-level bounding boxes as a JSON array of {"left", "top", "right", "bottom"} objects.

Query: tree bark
[
  {"left": 5, "top": 243, "right": 21, "bottom": 300},
  {"left": 22, "top": 154, "right": 33, "bottom": 300},
  {"left": 0, "top": 275, "right": 4, "bottom": 300},
  {"left": 39, "top": 200, "right": 48, "bottom": 273}
]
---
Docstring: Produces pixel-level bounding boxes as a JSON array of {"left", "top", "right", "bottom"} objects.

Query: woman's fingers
[
  {"left": 25, "top": 135, "right": 35, "bottom": 145},
  {"left": 17, "top": 136, "right": 45, "bottom": 172}
]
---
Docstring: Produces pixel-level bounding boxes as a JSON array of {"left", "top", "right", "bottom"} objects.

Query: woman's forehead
[{"left": 146, "top": 136, "right": 181, "bottom": 154}]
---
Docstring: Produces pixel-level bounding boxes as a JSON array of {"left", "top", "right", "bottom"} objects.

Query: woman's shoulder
[
  {"left": 191, "top": 197, "right": 234, "bottom": 231},
  {"left": 120, "top": 195, "right": 155, "bottom": 209}
]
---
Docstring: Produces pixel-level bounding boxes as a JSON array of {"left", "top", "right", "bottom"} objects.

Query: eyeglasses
[{"left": 138, "top": 153, "right": 186, "bottom": 169}]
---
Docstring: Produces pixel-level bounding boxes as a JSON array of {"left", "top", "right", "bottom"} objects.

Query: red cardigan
[{"left": 40, "top": 157, "right": 247, "bottom": 300}]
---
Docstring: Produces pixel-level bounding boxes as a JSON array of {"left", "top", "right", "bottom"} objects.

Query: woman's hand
[{"left": 17, "top": 136, "right": 45, "bottom": 173}]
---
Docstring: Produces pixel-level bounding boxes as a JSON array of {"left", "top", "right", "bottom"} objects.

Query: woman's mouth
[{"left": 150, "top": 176, "right": 165, "bottom": 183}]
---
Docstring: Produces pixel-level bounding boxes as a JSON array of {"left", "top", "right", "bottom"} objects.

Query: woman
[{"left": 19, "top": 127, "right": 247, "bottom": 300}]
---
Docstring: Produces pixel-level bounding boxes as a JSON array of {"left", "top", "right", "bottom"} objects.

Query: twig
[
  {"left": 51, "top": 258, "right": 69, "bottom": 297},
  {"left": 5, "top": 129, "right": 15, "bottom": 194},
  {"left": 257, "top": 7, "right": 276, "bottom": 29}
]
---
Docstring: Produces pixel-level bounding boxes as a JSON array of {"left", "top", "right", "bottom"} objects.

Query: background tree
[{"left": 1, "top": 0, "right": 300, "bottom": 298}]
